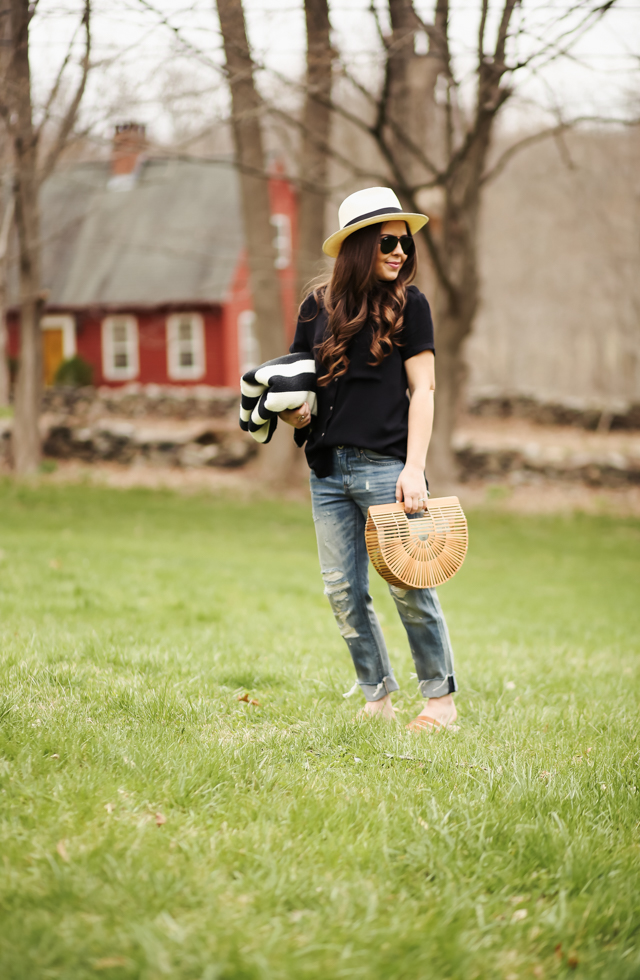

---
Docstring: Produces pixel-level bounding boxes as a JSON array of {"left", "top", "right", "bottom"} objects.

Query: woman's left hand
[
  {"left": 396, "top": 464, "right": 428, "bottom": 514},
  {"left": 279, "top": 402, "right": 311, "bottom": 429}
]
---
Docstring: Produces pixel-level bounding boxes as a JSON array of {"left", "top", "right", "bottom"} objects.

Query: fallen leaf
[
  {"left": 155, "top": 812, "right": 167, "bottom": 826},
  {"left": 555, "top": 943, "right": 563, "bottom": 960},
  {"left": 56, "top": 840, "right": 69, "bottom": 862},
  {"left": 567, "top": 951, "right": 579, "bottom": 969},
  {"left": 49, "top": 559, "right": 61, "bottom": 570},
  {"left": 50, "top": 754, "right": 59, "bottom": 759},
  {"left": 93, "top": 957, "right": 129, "bottom": 970},
  {"left": 104, "top": 802, "right": 115, "bottom": 814},
  {"left": 237, "top": 694, "right": 260, "bottom": 706},
  {"left": 511, "top": 909, "right": 528, "bottom": 923}
]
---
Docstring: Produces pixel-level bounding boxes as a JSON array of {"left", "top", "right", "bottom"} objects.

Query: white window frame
[
  {"left": 166, "top": 313, "right": 206, "bottom": 381},
  {"left": 270, "top": 213, "right": 292, "bottom": 270},
  {"left": 42, "top": 315, "right": 76, "bottom": 359},
  {"left": 101, "top": 315, "right": 139, "bottom": 381},
  {"left": 238, "top": 309, "right": 260, "bottom": 375}
]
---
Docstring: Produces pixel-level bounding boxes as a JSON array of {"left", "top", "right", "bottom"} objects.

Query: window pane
[
  {"left": 178, "top": 320, "right": 192, "bottom": 341},
  {"left": 114, "top": 352, "right": 128, "bottom": 368},
  {"left": 179, "top": 351, "right": 194, "bottom": 367},
  {"left": 113, "top": 323, "right": 127, "bottom": 343}
]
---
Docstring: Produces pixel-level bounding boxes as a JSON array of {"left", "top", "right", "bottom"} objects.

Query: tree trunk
[
  {"left": 0, "top": 195, "right": 13, "bottom": 407},
  {"left": 0, "top": 15, "right": 12, "bottom": 409},
  {"left": 215, "top": 0, "right": 285, "bottom": 363},
  {"left": 296, "top": 0, "right": 333, "bottom": 301},
  {"left": 0, "top": 313, "right": 9, "bottom": 409},
  {"left": 426, "top": 312, "right": 471, "bottom": 493},
  {"left": 426, "top": 119, "right": 492, "bottom": 491},
  {"left": 7, "top": 0, "right": 42, "bottom": 474},
  {"left": 13, "top": 173, "right": 42, "bottom": 473}
]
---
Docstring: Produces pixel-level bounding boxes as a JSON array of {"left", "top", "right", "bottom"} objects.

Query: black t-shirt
[{"left": 289, "top": 284, "right": 435, "bottom": 477}]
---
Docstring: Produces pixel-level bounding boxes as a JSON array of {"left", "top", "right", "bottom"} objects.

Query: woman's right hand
[{"left": 279, "top": 402, "right": 311, "bottom": 429}]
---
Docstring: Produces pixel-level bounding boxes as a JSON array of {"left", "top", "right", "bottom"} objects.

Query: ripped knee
[
  {"left": 321, "top": 569, "right": 359, "bottom": 639},
  {"left": 389, "top": 584, "right": 423, "bottom": 623},
  {"left": 389, "top": 584, "right": 409, "bottom": 600}
]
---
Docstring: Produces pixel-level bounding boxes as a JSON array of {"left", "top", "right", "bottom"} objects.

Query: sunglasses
[{"left": 379, "top": 234, "right": 415, "bottom": 256}]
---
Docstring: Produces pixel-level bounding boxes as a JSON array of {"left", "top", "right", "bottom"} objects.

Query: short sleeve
[
  {"left": 399, "top": 285, "right": 435, "bottom": 361},
  {"left": 289, "top": 293, "right": 319, "bottom": 354}
]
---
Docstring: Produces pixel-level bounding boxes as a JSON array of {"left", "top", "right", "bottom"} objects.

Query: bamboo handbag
[{"left": 365, "top": 497, "right": 468, "bottom": 589}]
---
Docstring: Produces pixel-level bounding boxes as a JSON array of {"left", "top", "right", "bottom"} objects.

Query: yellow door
[{"left": 43, "top": 329, "right": 64, "bottom": 386}]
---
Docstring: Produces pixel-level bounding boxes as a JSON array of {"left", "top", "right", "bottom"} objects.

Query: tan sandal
[{"left": 406, "top": 714, "right": 460, "bottom": 733}]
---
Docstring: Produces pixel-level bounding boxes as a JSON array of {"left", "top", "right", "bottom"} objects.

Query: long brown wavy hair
[{"left": 308, "top": 221, "right": 417, "bottom": 386}]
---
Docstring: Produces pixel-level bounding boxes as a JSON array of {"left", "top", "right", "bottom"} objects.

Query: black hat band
[{"left": 344, "top": 206, "right": 403, "bottom": 228}]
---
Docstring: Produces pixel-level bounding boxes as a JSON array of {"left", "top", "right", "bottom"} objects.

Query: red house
[{"left": 7, "top": 125, "right": 298, "bottom": 389}]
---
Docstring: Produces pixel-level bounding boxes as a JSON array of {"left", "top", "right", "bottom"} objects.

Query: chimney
[{"left": 111, "top": 123, "right": 147, "bottom": 177}]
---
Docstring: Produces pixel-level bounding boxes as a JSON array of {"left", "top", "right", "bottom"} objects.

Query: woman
[{"left": 281, "top": 187, "right": 457, "bottom": 732}]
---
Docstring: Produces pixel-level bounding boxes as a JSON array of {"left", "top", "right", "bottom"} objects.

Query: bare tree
[
  {"left": 0, "top": 187, "right": 14, "bottom": 408},
  {"left": 215, "top": 0, "right": 620, "bottom": 487},
  {"left": 0, "top": 0, "right": 91, "bottom": 474},
  {"left": 0, "top": 9, "right": 13, "bottom": 408},
  {"left": 136, "top": 0, "right": 623, "bottom": 487},
  {"left": 296, "top": 0, "right": 333, "bottom": 300},
  {"left": 314, "top": 0, "right": 619, "bottom": 487},
  {"left": 215, "top": 0, "right": 285, "bottom": 364}
]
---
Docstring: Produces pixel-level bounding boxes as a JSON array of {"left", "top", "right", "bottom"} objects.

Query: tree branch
[
  {"left": 477, "top": 0, "right": 489, "bottom": 65},
  {"left": 482, "top": 114, "right": 639, "bottom": 184},
  {"left": 497, "top": 0, "right": 618, "bottom": 79},
  {"left": 339, "top": 57, "right": 442, "bottom": 177},
  {"left": 38, "top": 0, "right": 91, "bottom": 184},
  {"left": 266, "top": 104, "right": 390, "bottom": 188},
  {"left": 494, "top": 0, "right": 518, "bottom": 67},
  {"left": 481, "top": 123, "right": 568, "bottom": 184},
  {"left": 34, "top": 14, "right": 83, "bottom": 143},
  {"left": 0, "top": 191, "right": 14, "bottom": 261},
  {"left": 368, "top": 0, "right": 390, "bottom": 50}
]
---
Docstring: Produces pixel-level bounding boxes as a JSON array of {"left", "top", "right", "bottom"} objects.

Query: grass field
[{"left": 0, "top": 481, "right": 639, "bottom": 980}]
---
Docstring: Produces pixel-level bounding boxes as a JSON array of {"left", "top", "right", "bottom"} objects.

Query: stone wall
[
  {"left": 2, "top": 384, "right": 639, "bottom": 484},
  {"left": 455, "top": 445, "right": 640, "bottom": 488},
  {"left": 41, "top": 383, "right": 240, "bottom": 421},
  {"left": 2, "top": 384, "right": 257, "bottom": 469},
  {"left": 468, "top": 394, "right": 640, "bottom": 431}
]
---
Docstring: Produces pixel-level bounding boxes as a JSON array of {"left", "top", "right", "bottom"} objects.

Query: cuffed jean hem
[
  {"left": 360, "top": 675, "right": 400, "bottom": 702},
  {"left": 418, "top": 674, "right": 458, "bottom": 699}
]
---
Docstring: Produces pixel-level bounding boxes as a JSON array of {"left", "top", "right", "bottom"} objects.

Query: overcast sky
[{"left": 32, "top": 0, "right": 640, "bottom": 145}]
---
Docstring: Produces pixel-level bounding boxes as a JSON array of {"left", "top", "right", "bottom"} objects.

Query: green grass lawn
[{"left": 0, "top": 481, "right": 639, "bottom": 980}]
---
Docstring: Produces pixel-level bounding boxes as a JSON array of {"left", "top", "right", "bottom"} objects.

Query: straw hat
[{"left": 322, "top": 187, "right": 428, "bottom": 258}]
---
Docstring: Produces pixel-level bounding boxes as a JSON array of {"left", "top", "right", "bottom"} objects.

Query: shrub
[{"left": 54, "top": 355, "right": 93, "bottom": 387}]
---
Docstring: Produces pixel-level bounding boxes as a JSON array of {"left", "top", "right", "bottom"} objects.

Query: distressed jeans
[{"left": 310, "top": 447, "right": 457, "bottom": 702}]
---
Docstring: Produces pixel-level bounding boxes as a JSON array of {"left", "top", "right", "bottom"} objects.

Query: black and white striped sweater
[{"left": 239, "top": 353, "right": 317, "bottom": 444}]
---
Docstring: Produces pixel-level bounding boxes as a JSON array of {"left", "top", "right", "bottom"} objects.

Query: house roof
[{"left": 34, "top": 157, "right": 245, "bottom": 308}]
